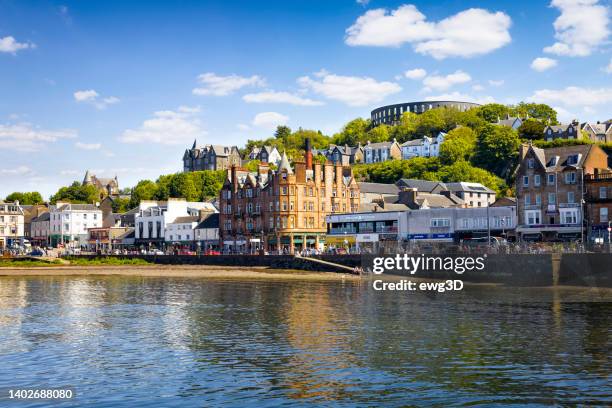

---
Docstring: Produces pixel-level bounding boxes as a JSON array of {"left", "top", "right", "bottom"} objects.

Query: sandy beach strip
[{"left": 0, "top": 264, "right": 361, "bottom": 281}]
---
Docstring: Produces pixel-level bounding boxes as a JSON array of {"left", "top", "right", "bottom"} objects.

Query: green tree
[
  {"left": 111, "top": 197, "right": 131, "bottom": 213},
  {"left": 274, "top": 125, "right": 292, "bottom": 141},
  {"left": 332, "top": 118, "right": 370, "bottom": 146},
  {"left": 511, "top": 102, "right": 558, "bottom": 124},
  {"left": 169, "top": 173, "right": 198, "bottom": 201},
  {"left": 390, "top": 112, "right": 418, "bottom": 143},
  {"left": 518, "top": 118, "right": 546, "bottom": 140},
  {"left": 245, "top": 159, "right": 261, "bottom": 172},
  {"left": 5, "top": 191, "right": 44, "bottom": 205},
  {"left": 129, "top": 180, "right": 158, "bottom": 207},
  {"left": 473, "top": 124, "right": 521, "bottom": 177},
  {"left": 476, "top": 103, "right": 512, "bottom": 123},
  {"left": 50, "top": 182, "right": 99, "bottom": 204},
  {"left": 439, "top": 127, "right": 477, "bottom": 165},
  {"left": 436, "top": 160, "right": 508, "bottom": 196},
  {"left": 366, "top": 124, "right": 390, "bottom": 143}
]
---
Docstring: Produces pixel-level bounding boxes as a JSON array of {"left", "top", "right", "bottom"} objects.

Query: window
[
  {"left": 430, "top": 218, "right": 450, "bottom": 227},
  {"left": 561, "top": 209, "right": 578, "bottom": 224},
  {"left": 83, "top": 214, "right": 88, "bottom": 219},
  {"left": 281, "top": 186, "right": 288, "bottom": 195},
  {"left": 548, "top": 193, "right": 556, "bottom": 204},
  {"left": 567, "top": 191, "right": 575, "bottom": 203},
  {"left": 525, "top": 195, "right": 531, "bottom": 205},
  {"left": 600, "top": 187, "right": 607, "bottom": 199},
  {"left": 523, "top": 176, "right": 529, "bottom": 187},
  {"left": 526, "top": 210, "right": 541, "bottom": 225},
  {"left": 528, "top": 158, "right": 534, "bottom": 169},
  {"left": 547, "top": 174, "right": 555, "bottom": 185},
  {"left": 565, "top": 172, "right": 576, "bottom": 184},
  {"left": 600, "top": 207, "right": 609, "bottom": 223},
  {"left": 534, "top": 175, "right": 541, "bottom": 186},
  {"left": 535, "top": 194, "right": 541, "bottom": 205}
]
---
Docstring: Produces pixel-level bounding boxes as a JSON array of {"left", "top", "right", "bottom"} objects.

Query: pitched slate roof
[
  {"left": 527, "top": 144, "right": 594, "bottom": 172},
  {"left": 396, "top": 179, "right": 446, "bottom": 193},
  {"left": 195, "top": 213, "right": 219, "bottom": 229},
  {"left": 171, "top": 216, "right": 199, "bottom": 224},
  {"left": 357, "top": 182, "right": 400, "bottom": 195}
]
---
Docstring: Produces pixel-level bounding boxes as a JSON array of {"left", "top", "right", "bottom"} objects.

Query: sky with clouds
[{"left": 0, "top": 0, "right": 610, "bottom": 198}]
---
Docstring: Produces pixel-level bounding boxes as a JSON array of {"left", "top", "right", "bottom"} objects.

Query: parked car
[
  {"left": 204, "top": 249, "right": 221, "bottom": 255},
  {"left": 30, "top": 248, "right": 44, "bottom": 256}
]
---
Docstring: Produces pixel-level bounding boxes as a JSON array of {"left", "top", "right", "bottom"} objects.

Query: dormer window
[{"left": 567, "top": 154, "right": 579, "bottom": 165}]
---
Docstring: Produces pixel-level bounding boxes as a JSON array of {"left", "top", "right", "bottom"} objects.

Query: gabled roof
[
  {"left": 195, "top": 213, "right": 219, "bottom": 229},
  {"left": 444, "top": 182, "right": 495, "bottom": 194},
  {"left": 357, "top": 182, "right": 400, "bottom": 195},
  {"left": 32, "top": 212, "right": 51, "bottom": 222},
  {"left": 396, "top": 179, "right": 446, "bottom": 193},
  {"left": 171, "top": 216, "right": 199, "bottom": 224},
  {"left": 278, "top": 151, "right": 293, "bottom": 174}
]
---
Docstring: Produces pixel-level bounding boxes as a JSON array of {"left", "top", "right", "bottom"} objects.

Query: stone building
[
  {"left": 580, "top": 122, "right": 612, "bottom": 143},
  {"left": 543, "top": 121, "right": 582, "bottom": 142},
  {"left": 219, "top": 139, "right": 360, "bottom": 254},
  {"left": 320, "top": 144, "right": 364, "bottom": 165},
  {"left": 515, "top": 143, "right": 609, "bottom": 242},
  {"left": 585, "top": 171, "right": 612, "bottom": 243},
  {"left": 248, "top": 145, "right": 282, "bottom": 166},
  {"left": 183, "top": 140, "right": 241, "bottom": 172},
  {"left": 363, "top": 139, "right": 402, "bottom": 163},
  {"left": 83, "top": 170, "right": 120, "bottom": 198}
]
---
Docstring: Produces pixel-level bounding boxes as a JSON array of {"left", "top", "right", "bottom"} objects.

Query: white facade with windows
[
  {"left": 401, "top": 132, "right": 445, "bottom": 160},
  {"left": 49, "top": 203, "right": 102, "bottom": 247},
  {"left": 0, "top": 202, "right": 25, "bottom": 249}
]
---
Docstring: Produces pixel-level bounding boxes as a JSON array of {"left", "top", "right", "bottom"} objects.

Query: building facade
[
  {"left": 515, "top": 143, "right": 609, "bottom": 242},
  {"left": 363, "top": 140, "right": 401, "bottom": 163},
  {"left": 49, "top": 203, "right": 103, "bottom": 247},
  {"left": 371, "top": 101, "right": 481, "bottom": 126},
  {"left": 400, "top": 132, "right": 446, "bottom": 160},
  {"left": 194, "top": 213, "right": 220, "bottom": 250},
  {"left": 83, "top": 170, "right": 120, "bottom": 197},
  {"left": 581, "top": 122, "right": 612, "bottom": 143},
  {"left": 0, "top": 202, "right": 25, "bottom": 249},
  {"left": 543, "top": 121, "right": 582, "bottom": 142},
  {"left": 183, "top": 140, "right": 241, "bottom": 172},
  {"left": 322, "top": 144, "right": 364, "bottom": 165},
  {"left": 30, "top": 212, "right": 50, "bottom": 246},
  {"left": 585, "top": 171, "right": 612, "bottom": 243},
  {"left": 134, "top": 199, "right": 216, "bottom": 248},
  {"left": 248, "top": 145, "right": 282, "bottom": 166},
  {"left": 219, "top": 142, "right": 360, "bottom": 254}
]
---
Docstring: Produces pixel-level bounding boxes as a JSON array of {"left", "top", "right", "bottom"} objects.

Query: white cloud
[
  {"left": 243, "top": 91, "right": 324, "bottom": 106},
  {"left": 0, "top": 166, "right": 34, "bottom": 176},
  {"left": 356, "top": 0, "right": 370, "bottom": 5},
  {"left": 530, "top": 86, "right": 612, "bottom": 107},
  {"left": 0, "top": 36, "right": 34, "bottom": 54},
  {"left": 119, "top": 106, "right": 206, "bottom": 145},
  {"left": 345, "top": 5, "right": 512, "bottom": 59},
  {"left": 488, "top": 79, "right": 504, "bottom": 87},
  {"left": 192, "top": 72, "right": 265, "bottom": 96},
  {"left": 297, "top": 70, "right": 401, "bottom": 106},
  {"left": 472, "top": 84, "right": 485, "bottom": 91},
  {"left": 74, "top": 89, "right": 120, "bottom": 109},
  {"left": 531, "top": 57, "right": 558, "bottom": 72},
  {"left": 252, "top": 112, "right": 289, "bottom": 130},
  {"left": 75, "top": 142, "right": 102, "bottom": 150},
  {"left": 60, "top": 170, "right": 80, "bottom": 176},
  {"left": 0, "top": 122, "right": 77, "bottom": 151},
  {"left": 544, "top": 0, "right": 610, "bottom": 57},
  {"left": 604, "top": 58, "right": 612, "bottom": 73},
  {"left": 423, "top": 92, "right": 495, "bottom": 104},
  {"left": 237, "top": 123, "right": 251, "bottom": 131},
  {"left": 404, "top": 68, "right": 427, "bottom": 80},
  {"left": 422, "top": 70, "right": 471, "bottom": 91}
]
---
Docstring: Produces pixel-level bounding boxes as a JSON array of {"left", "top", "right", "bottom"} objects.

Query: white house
[
  {"left": 0, "top": 201, "right": 25, "bottom": 249},
  {"left": 49, "top": 203, "right": 103, "bottom": 247},
  {"left": 135, "top": 198, "right": 217, "bottom": 247},
  {"left": 401, "top": 132, "right": 446, "bottom": 160},
  {"left": 30, "top": 212, "right": 51, "bottom": 246},
  {"left": 165, "top": 216, "right": 199, "bottom": 244},
  {"left": 194, "top": 213, "right": 220, "bottom": 250}
]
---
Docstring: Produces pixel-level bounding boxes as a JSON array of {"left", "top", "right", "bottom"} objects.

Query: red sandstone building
[
  {"left": 585, "top": 171, "right": 612, "bottom": 243},
  {"left": 219, "top": 139, "right": 360, "bottom": 254}
]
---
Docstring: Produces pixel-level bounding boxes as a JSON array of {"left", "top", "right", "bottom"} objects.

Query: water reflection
[{"left": 0, "top": 276, "right": 610, "bottom": 406}]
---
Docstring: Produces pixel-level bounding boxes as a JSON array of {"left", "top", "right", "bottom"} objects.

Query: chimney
[
  {"left": 305, "top": 137, "right": 313, "bottom": 170},
  {"left": 199, "top": 208, "right": 211, "bottom": 221},
  {"left": 398, "top": 188, "right": 418, "bottom": 206},
  {"left": 231, "top": 165, "right": 238, "bottom": 192},
  {"left": 257, "top": 162, "right": 269, "bottom": 178}
]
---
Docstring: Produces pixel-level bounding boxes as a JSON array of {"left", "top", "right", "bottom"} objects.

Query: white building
[
  {"left": 165, "top": 216, "right": 199, "bottom": 244},
  {"left": 0, "top": 201, "right": 25, "bottom": 249},
  {"left": 194, "top": 213, "right": 220, "bottom": 250},
  {"left": 443, "top": 182, "right": 496, "bottom": 208},
  {"left": 135, "top": 198, "right": 217, "bottom": 247},
  {"left": 49, "top": 203, "right": 103, "bottom": 247},
  {"left": 401, "top": 132, "right": 446, "bottom": 160}
]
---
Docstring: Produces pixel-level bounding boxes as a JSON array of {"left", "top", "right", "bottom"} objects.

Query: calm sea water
[{"left": 0, "top": 275, "right": 610, "bottom": 407}]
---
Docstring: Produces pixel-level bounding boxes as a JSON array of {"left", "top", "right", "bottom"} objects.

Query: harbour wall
[{"left": 64, "top": 254, "right": 611, "bottom": 287}]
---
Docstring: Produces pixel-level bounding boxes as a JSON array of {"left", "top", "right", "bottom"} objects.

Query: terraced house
[
  {"left": 183, "top": 140, "right": 241, "bottom": 172},
  {"left": 219, "top": 140, "right": 360, "bottom": 254},
  {"left": 515, "top": 143, "right": 609, "bottom": 242}
]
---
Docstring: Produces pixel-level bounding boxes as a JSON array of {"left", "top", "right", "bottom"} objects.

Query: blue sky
[{"left": 0, "top": 0, "right": 610, "bottom": 198}]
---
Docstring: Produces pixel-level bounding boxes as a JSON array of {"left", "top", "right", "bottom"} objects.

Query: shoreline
[{"left": 0, "top": 264, "right": 360, "bottom": 281}]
